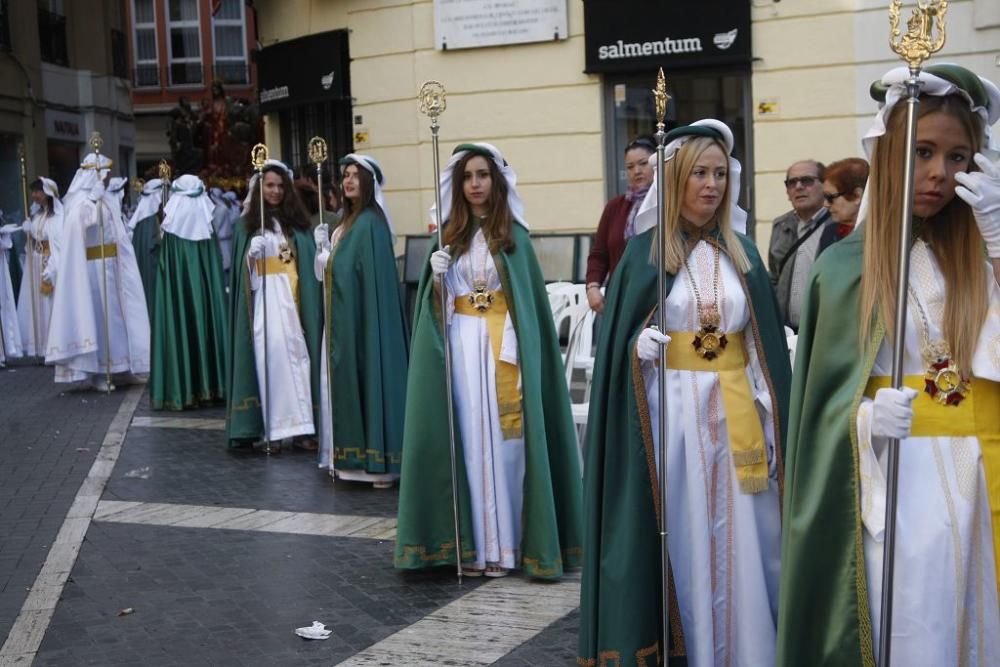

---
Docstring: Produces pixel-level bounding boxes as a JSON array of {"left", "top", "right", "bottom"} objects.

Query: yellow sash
[
  {"left": 454, "top": 290, "right": 523, "bottom": 440},
  {"left": 665, "top": 331, "right": 768, "bottom": 494},
  {"left": 865, "top": 375, "right": 1000, "bottom": 591},
  {"left": 85, "top": 243, "right": 118, "bottom": 260},
  {"left": 255, "top": 256, "right": 299, "bottom": 309}
]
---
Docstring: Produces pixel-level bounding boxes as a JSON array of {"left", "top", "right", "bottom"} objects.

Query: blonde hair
[
  {"left": 652, "top": 135, "right": 750, "bottom": 274},
  {"left": 859, "top": 95, "right": 987, "bottom": 374}
]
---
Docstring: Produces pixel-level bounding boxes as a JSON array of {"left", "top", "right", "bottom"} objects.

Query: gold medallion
[
  {"left": 468, "top": 285, "right": 494, "bottom": 312},
  {"left": 923, "top": 358, "right": 969, "bottom": 406},
  {"left": 278, "top": 241, "right": 294, "bottom": 264},
  {"left": 693, "top": 325, "right": 727, "bottom": 360}
]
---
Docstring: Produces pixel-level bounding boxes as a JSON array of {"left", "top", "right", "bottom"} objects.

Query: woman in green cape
[
  {"left": 394, "top": 143, "right": 582, "bottom": 579},
  {"left": 578, "top": 120, "right": 791, "bottom": 666},
  {"left": 128, "top": 178, "right": 164, "bottom": 316},
  {"left": 224, "top": 160, "right": 322, "bottom": 450},
  {"left": 312, "top": 153, "right": 407, "bottom": 487},
  {"left": 778, "top": 64, "right": 1000, "bottom": 666},
  {"left": 150, "top": 174, "right": 227, "bottom": 410}
]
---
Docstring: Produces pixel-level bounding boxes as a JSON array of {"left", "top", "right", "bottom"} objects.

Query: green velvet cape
[
  {"left": 150, "top": 232, "right": 228, "bottom": 410},
  {"left": 577, "top": 227, "right": 791, "bottom": 665},
  {"left": 324, "top": 207, "right": 408, "bottom": 474},
  {"left": 776, "top": 232, "right": 882, "bottom": 666},
  {"left": 224, "top": 221, "right": 323, "bottom": 445},
  {"left": 131, "top": 214, "right": 160, "bottom": 316},
  {"left": 394, "top": 223, "right": 583, "bottom": 579}
]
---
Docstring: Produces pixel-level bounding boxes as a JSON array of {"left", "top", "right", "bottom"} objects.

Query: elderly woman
[
  {"left": 578, "top": 120, "right": 791, "bottom": 666},
  {"left": 312, "top": 154, "right": 408, "bottom": 487},
  {"left": 585, "top": 137, "right": 656, "bottom": 312},
  {"left": 395, "top": 143, "right": 582, "bottom": 578},
  {"left": 225, "top": 160, "right": 322, "bottom": 450},
  {"left": 779, "top": 64, "right": 1000, "bottom": 666},
  {"left": 817, "top": 157, "right": 869, "bottom": 254}
]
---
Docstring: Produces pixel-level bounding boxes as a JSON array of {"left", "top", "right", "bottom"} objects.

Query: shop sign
[
  {"left": 257, "top": 30, "right": 349, "bottom": 113},
  {"left": 45, "top": 109, "right": 83, "bottom": 141},
  {"left": 434, "top": 0, "right": 568, "bottom": 51},
  {"left": 583, "top": 0, "right": 751, "bottom": 73}
]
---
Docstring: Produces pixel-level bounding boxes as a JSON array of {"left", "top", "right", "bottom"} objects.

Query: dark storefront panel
[
  {"left": 582, "top": 0, "right": 752, "bottom": 74},
  {"left": 257, "top": 30, "right": 350, "bottom": 114}
]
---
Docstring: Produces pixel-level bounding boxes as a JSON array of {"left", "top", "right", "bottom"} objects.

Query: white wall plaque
[{"left": 434, "top": 0, "right": 568, "bottom": 51}]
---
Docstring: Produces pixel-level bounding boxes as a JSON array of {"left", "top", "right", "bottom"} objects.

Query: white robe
[
  {"left": 858, "top": 240, "right": 1000, "bottom": 666},
  {"left": 442, "top": 229, "right": 523, "bottom": 570},
  {"left": 17, "top": 210, "right": 62, "bottom": 357},
  {"left": 45, "top": 194, "right": 150, "bottom": 384},
  {"left": 248, "top": 223, "right": 314, "bottom": 441},
  {"left": 642, "top": 240, "right": 781, "bottom": 667},
  {"left": 313, "top": 225, "right": 396, "bottom": 483},
  {"left": 0, "top": 232, "right": 23, "bottom": 365}
]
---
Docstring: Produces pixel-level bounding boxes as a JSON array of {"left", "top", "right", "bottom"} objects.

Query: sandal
[
  {"left": 462, "top": 566, "right": 485, "bottom": 577},
  {"left": 372, "top": 480, "right": 394, "bottom": 489},
  {"left": 484, "top": 564, "right": 509, "bottom": 578}
]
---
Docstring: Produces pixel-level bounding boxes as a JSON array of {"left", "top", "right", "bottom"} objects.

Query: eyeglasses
[
  {"left": 823, "top": 191, "right": 844, "bottom": 203},
  {"left": 784, "top": 176, "right": 818, "bottom": 188}
]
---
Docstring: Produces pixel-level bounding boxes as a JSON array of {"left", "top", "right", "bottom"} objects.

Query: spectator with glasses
[
  {"left": 585, "top": 136, "right": 655, "bottom": 312},
  {"left": 767, "top": 159, "right": 831, "bottom": 331},
  {"left": 817, "top": 157, "right": 869, "bottom": 254}
]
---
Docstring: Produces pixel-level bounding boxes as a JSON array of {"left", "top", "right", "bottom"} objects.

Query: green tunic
[
  {"left": 776, "top": 231, "right": 879, "bottom": 666},
  {"left": 577, "top": 227, "right": 791, "bottom": 665},
  {"left": 394, "top": 223, "right": 583, "bottom": 579},
  {"left": 131, "top": 214, "right": 160, "bottom": 316},
  {"left": 324, "top": 207, "right": 408, "bottom": 474},
  {"left": 224, "top": 221, "right": 323, "bottom": 445},
  {"left": 150, "top": 232, "right": 228, "bottom": 410}
]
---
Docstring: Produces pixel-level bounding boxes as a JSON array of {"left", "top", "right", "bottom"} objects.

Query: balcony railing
[
  {"left": 169, "top": 62, "right": 203, "bottom": 86},
  {"left": 38, "top": 8, "right": 68, "bottom": 66},
  {"left": 133, "top": 64, "right": 160, "bottom": 88}
]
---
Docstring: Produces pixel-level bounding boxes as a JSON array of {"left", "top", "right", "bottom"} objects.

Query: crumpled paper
[{"left": 294, "top": 621, "right": 332, "bottom": 640}]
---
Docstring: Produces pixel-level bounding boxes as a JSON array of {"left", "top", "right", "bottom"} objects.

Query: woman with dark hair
[
  {"left": 312, "top": 154, "right": 408, "bottom": 487},
  {"left": 586, "top": 137, "right": 656, "bottom": 312},
  {"left": 395, "top": 143, "right": 582, "bottom": 579},
  {"left": 778, "top": 64, "right": 1000, "bottom": 665},
  {"left": 225, "top": 160, "right": 323, "bottom": 450},
  {"left": 16, "top": 178, "right": 63, "bottom": 357},
  {"left": 817, "top": 157, "right": 870, "bottom": 253}
]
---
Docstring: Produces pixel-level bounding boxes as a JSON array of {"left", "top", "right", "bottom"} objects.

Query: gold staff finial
[
  {"left": 308, "top": 136, "right": 328, "bottom": 165},
  {"left": 158, "top": 159, "right": 171, "bottom": 182},
  {"left": 251, "top": 143, "right": 269, "bottom": 171},
  {"left": 418, "top": 81, "right": 447, "bottom": 120},
  {"left": 889, "top": 0, "right": 947, "bottom": 69},
  {"left": 89, "top": 131, "right": 103, "bottom": 153},
  {"left": 653, "top": 68, "right": 671, "bottom": 131}
]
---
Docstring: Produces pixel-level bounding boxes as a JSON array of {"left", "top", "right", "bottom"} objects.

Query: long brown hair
[
  {"left": 652, "top": 135, "right": 749, "bottom": 274},
  {"left": 859, "top": 94, "right": 987, "bottom": 374},
  {"left": 443, "top": 151, "right": 516, "bottom": 258},
  {"left": 243, "top": 165, "right": 311, "bottom": 234},
  {"left": 339, "top": 163, "right": 376, "bottom": 235}
]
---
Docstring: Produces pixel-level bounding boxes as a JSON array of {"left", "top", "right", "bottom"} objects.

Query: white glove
[
  {"left": 955, "top": 152, "right": 1000, "bottom": 258},
  {"left": 0, "top": 222, "right": 19, "bottom": 235},
  {"left": 871, "top": 386, "right": 919, "bottom": 440},
  {"left": 248, "top": 236, "right": 267, "bottom": 259},
  {"left": 22, "top": 218, "right": 32, "bottom": 235},
  {"left": 636, "top": 326, "right": 671, "bottom": 362},
  {"left": 313, "top": 224, "right": 330, "bottom": 251},
  {"left": 41, "top": 263, "right": 56, "bottom": 286},
  {"left": 430, "top": 245, "right": 452, "bottom": 277},
  {"left": 88, "top": 180, "right": 107, "bottom": 203}
]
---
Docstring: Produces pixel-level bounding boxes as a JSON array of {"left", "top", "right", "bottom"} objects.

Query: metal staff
[
  {"left": 419, "top": 80, "right": 463, "bottom": 582},
  {"left": 17, "top": 143, "right": 41, "bottom": 360},
  {"left": 157, "top": 159, "right": 172, "bottom": 237},
  {"left": 250, "top": 143, "right": 272, "bottom": 455},
  {"left": 308, "top": 136, "right": 334, "bottom": 454},
  {"left": 651, "top": 67, "right": 673, "bottom": 659},
  {"left": 89, "top": 132, "right": 114, "bottom": 394},
  {"left": 879, "top": 2, "right": 947, "bottom": 664}
]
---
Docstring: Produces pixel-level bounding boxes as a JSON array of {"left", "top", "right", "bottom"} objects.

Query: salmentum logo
[
  {"left": 598, "top": 36, "right": 703, "bottom": 60},
  {"left": 713, "top": 28, "right": 738, "bottom": 50}
]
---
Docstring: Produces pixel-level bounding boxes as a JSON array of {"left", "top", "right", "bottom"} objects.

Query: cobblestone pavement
[{"left": 1, "top": 375, "right": 582, "bottom": 666}]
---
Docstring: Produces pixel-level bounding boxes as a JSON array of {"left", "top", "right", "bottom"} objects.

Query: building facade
[
  {"left": 125, "top": 0, "right": 257, "bottom": 176},
  {"left": 0, "top": 0, "right": 134, "bottom": 214},
  {"left": 253, "top": 0, "right": 1000, "bottom": 252}
]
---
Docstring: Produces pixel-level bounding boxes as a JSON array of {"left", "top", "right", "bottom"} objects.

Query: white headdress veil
[{"left": 429, "top": 142, "right": 527, "bottom": 229}]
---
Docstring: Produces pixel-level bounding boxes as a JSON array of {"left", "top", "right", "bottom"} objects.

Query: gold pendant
[
  {"left": 278, "top": 241, "right": 294, "bottom": 264},
  {"left": 692, "top": 324, "right": 727, "bottom": 360},
  {"left": 468, "top": 285, "right": 494, "bottom": 312},
  {"left": 923, "top": 357, "right": 969, "bottom": 406}
]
